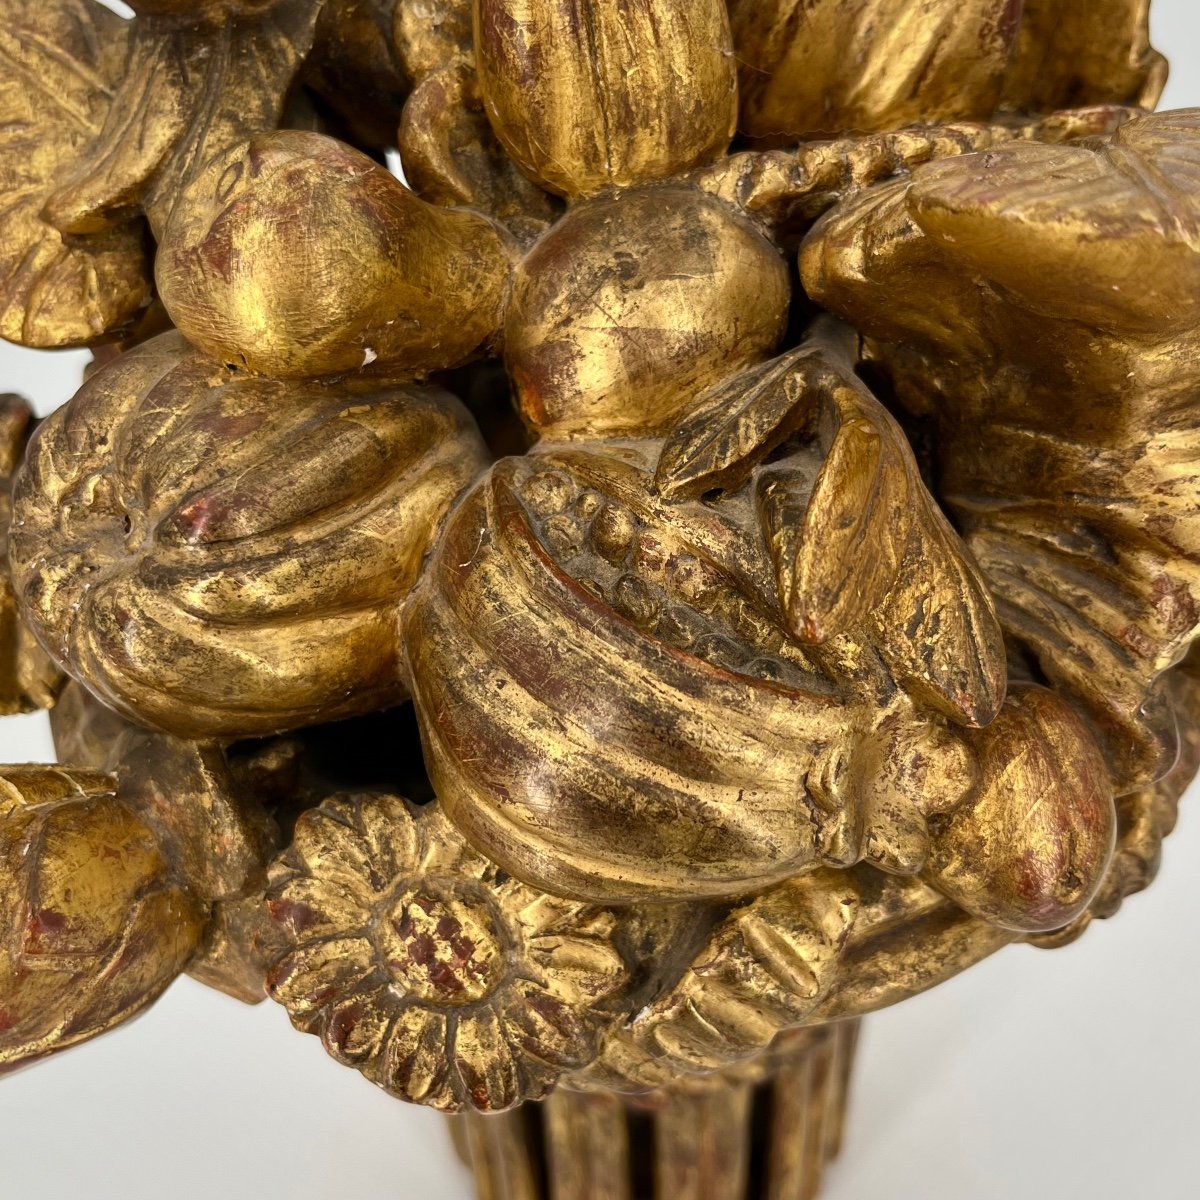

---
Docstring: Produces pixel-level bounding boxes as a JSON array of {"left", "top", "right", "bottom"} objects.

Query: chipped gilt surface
[{"left": 0, "top": 1, "right": 1194, "bottom": 1197}]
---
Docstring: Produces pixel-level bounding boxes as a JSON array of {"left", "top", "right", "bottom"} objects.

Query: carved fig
[
  {"left": 0, "top": 766, "right": 205, "bottom": 1073},
  {"left": 10, "top": 332, "right": 489, "bottom": 739},
  {"left": 157, "top": 131, "right": 515, "bottom": 379},
  {"left": 923, "top": 685, "right": 1116, "bottom": 934},
  {"left": 474, "top": 0, "right": 737, "bottom": 199},
  {"left": 505, "top": 187, "right": 791, "bottom": 440}
]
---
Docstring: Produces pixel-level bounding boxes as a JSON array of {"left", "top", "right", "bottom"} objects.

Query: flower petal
[
  {"left": 416, "top": 806, "right": 489, "bottom": 879},
  {"left": 321, "top": 987, "right": 393, "bottom": 1066},
  {"left": 267, "top": 936, "right": 375, "bottom": 1025},
  {"left": 267, "top": 872, "right": 372, "bottom": 943},
  {"left": 453, "top": 1004, "right": 524, "bottom": 1112},
  {"left": 375, "top": 1005, "right": 451, "bottom": 1108},
  {"left": 288, "top": 806, "right": 378, "bottom": 889},
  {"left": 355, "top": 793, "right": 420, "bottom": 883},
  {"left": 504, "top": 979, "right": 593, "bottom": 1070}
]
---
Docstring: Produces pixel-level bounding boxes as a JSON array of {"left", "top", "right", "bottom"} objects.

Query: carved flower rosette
[{"left": 266, "top": 794, "right": 630, "bottom": 1111}]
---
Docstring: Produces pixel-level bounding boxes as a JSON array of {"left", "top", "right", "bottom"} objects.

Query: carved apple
[{"left": 505, "top": 187, "right": 791, "bottom": 440}]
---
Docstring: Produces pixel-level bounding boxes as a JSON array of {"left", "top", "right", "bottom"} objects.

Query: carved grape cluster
[{"left": 0, "top": 0, "right": 1194, "bottom": 1115}]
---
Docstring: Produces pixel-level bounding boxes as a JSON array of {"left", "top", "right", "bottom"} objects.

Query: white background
[{"left": 2, "top": 3, "right": 1199, "bottom": 1197}]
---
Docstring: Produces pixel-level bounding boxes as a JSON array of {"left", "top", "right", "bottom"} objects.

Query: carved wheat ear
[
  {"left": 690, "top": 108, "right": 1139, "bottom": 251},
  {"left": 44, "top": 1, "right": 322, "bottom": 241}
]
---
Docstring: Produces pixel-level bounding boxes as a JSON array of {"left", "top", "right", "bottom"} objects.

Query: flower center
[{"left": 375, "top": 882, "right": 505, "bottom": 1006}]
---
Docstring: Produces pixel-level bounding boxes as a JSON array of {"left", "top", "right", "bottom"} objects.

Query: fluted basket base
[{"left": 448, "top": 1020, "right": 861, "bottom": 1200}]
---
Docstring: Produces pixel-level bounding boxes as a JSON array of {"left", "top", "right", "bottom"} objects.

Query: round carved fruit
[
  {"left": 157, "top": 131, "right": 514, "bottom": 380},
  {"left": 921, "top": 685, "right": 1117, "bottom": 934},
  {"left": 10, "top": 332, "right": 489, "bottom": 738},
  {"left": 505, "top": 186, "right": 790, "bottom": 440}
]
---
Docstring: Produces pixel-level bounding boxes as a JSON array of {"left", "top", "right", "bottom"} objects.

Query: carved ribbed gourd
[{"left": 9, "top": 332, "right": 489, "bottom": 738}]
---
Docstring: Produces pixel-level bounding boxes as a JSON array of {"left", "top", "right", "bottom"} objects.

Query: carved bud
[
  {"left": 10, "top": 333, "right": 490, "bottom": 739},
  {"left": 474, "top": 0, "right": 737, "bottom": 199},
  {"left": 157, "top": 131, "right": 515, "bottom": 380},
  {"left": 505, "top": 187, "right": 790, "bottom": 440},
  {"left": 0, "top": 767, "right": 204, "bottom": 1074}
]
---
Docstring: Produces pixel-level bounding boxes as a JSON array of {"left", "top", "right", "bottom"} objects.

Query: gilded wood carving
[{"left": 0, "top": 1, "right": 1194, "bottom": 1197}]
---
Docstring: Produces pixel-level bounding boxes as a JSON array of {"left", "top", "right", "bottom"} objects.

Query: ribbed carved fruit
[
  {"left": 474, "top": 0, "right": 737, "bottom": 198},
  {"left": 10, "top": 332, "right": 489, "bottom": 738}
]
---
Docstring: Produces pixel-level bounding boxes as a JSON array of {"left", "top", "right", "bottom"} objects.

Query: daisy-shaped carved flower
[{"left": 265, "top": 793, "right": 630, "bottom": 1112}]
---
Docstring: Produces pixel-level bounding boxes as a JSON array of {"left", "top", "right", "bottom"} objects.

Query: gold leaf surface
[
  {"left": 0, "top": 0, "right": 149, "bottom": 347},
  {"left": 46, "top": 0, "right": 323, "bottom": 240}
]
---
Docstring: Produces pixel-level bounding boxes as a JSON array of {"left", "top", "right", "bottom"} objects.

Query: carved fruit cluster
[{"left": 0, "top": 0, "right": 1193, "bottom": 1115}]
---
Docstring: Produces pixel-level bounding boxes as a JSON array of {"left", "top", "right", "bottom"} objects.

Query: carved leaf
[
  {"left": 46, "top": 0, "right": 322, "bottom": 239},
  {"left": 868, "top": 488, "right": 1006, "bottom": 728},
  {"left": 1000, "top": 0, "right": 1165, "bottom": 113},
  {"left": 654, "top": 324, "right": 859, "bottom": 502},
  {"left": 762, "top": 383, "right": 914, "bottom": 645},
  {"left": 752, "top": 348, "right": 1005, "bottom": 726},
  {"left": 0, "top": 0, "right": 149, "bottom": 347},
  {"left": 627, "top": 872, "right": 859, "bottom": 1072},
  {"left": 802, "top": 110, "right": 1200, "bottom": 784}
]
